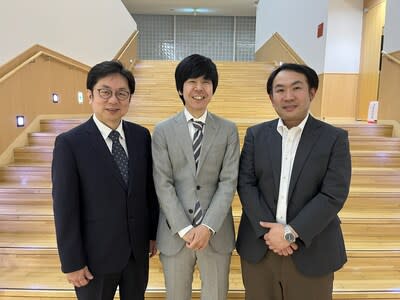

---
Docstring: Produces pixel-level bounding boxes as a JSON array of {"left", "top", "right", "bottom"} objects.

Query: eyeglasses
[{"left": 96, "top": 88, "right": 131, "bottom": 101}]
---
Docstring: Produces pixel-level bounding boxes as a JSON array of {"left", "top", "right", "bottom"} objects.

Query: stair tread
[
  {"left": 0, "top": 254, "right": 399, "bottom": 295},
  {"left": 0, "top": 232, "right": 398, "bottom": 253}
]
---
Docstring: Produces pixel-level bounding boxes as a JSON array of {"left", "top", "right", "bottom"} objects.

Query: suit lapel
[
  {"left": 124, "top": 121, "right": 138, "bottom": 192},
  {"left": 86, "top": 118, "right": 127, "bottom": 190},
  {"left": 288, "top": 116, "right": 321, "bottom": 200},
  {"left": 266, "top": 120, "right": 282, "bottom": 202},
  {"left": 174, "top": 112, "right": 197, "bottom": 176}
]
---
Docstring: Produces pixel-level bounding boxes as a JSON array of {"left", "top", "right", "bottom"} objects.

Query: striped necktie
[
  {"left": 192, "top": 120, "right": 204, "bottom": 170},
  {"left": 192, "top": 120, "right": 204, "bottom": 226}
]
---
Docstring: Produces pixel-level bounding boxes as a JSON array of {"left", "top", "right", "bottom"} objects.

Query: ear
[
  {"left": 87, "top": 90, "right": 93, "bottom": 104},
  {"left": 309, "top": 88, "right": 316, "bottom": 101},
  {"left": 268, "top": 93, "right": 274, "bottom": 102}
]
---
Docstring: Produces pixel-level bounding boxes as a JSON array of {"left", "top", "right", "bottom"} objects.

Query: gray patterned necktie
[
  {"left": 192, "top": 120, "right": 204, "bottom": 226},
  {"left": 109, "top": 130, "right": 129, "bottom": 184}
]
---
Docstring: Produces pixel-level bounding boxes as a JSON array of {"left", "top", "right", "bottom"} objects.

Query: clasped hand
[
  {"left": 260, "top": 221, "right": 298, "bottom": 256},
  {"left": 183, "top": 225, "right": 212, "bottom": 251}
]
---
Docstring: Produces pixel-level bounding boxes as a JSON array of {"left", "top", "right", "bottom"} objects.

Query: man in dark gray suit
[
  {"left": 236, "top": 63, "right": 351, "bottom": 300},
  {"left": 52, "top": 61, "right": 159, "bottom": 300},
  {"left": 152, "top": 54, "right": 240, "bottom": 300}
]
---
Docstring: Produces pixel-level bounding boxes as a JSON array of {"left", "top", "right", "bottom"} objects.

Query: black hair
[
  {"left": 175, "top": 54, "right": 218, "bottom": 104},
  {"left": 266, "top": 63, "right": 318, "bottom": 95},
  {"left": 86, "top": 60, "right": 135, "bottom": 94}
]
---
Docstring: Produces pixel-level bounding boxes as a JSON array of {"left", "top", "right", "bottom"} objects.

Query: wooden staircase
[{"left": 0, "top": 60, "right": 399, "bottom": 299}]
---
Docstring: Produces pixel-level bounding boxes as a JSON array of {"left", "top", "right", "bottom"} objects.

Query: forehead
[
  {"left": 272, "top": 70, "right": 308, "bottom": 87},
  {"left": 185, "top": 75, "right": 211, "bottom": 81},
  {"left": 95, "top": 73, "right": 128, "bottom": 87}
]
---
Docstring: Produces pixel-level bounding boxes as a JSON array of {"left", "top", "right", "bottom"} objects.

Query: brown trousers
[{"left": 241, "top": 252, "right": 334, "bottom": 300}]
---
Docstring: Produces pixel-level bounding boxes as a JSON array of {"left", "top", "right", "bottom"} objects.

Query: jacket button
[
  {"left": 188, "top": 209, "right": 193, "bottom": 214},
  {"left": 196, "top": 185, "right": 200, "bottom": 190}
]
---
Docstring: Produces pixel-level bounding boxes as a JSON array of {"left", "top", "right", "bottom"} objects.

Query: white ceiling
[{"left": 122, "top": 0, "right": 258, "bottom": 17}]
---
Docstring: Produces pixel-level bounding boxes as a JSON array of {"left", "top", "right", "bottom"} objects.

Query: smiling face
[
  {"left": 181, "top": 76, "right": 213, "bottom": 118},
  {"left": 269, "top": 70, "right": 316, "bottom": 128},
  {"left": 87, "top": 73, "right": 131, "bottom": 129}
]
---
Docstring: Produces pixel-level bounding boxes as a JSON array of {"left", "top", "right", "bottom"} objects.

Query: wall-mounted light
[
  {"left": 77, "top": 91, "right": 84, "bottom": 104},
  {"left": 52, "top": 93, "right": 60, "bottom": 103},
  {"left": 16, "top": 115, "right": 25, "bottom": 127}
]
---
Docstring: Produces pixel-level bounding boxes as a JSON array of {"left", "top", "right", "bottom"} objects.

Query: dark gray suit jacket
[
  {"left": 236, "top": 116, "right": 351, "bottom": 276},
  {"left": 52, "top": 117, "right": 159, "bottom": 275}
]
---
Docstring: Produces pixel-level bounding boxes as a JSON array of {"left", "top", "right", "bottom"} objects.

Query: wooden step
[
  {"left": 0, "top": 249, "right": 399, "bottom": 300},
  {"left": 351, "top": 150, "right": 400, "bottom": 167},
  {"left": 0, "top": 163, "right": 50, "bottom": 183},
  {"left": 2, "top": 163, "right": 399, "bottom": 187},
  {"left": 28, "top": 132, "right": 57, "bottom": 147},
  {"left": 40, "top": 119, "right": 86, "bottom": 133},
  {"left": 350, "top": 167, "right": 400, "bottom": 187},
  {"left": 39, "top": 118, "right": 394, "bottom": 137},
  {"left": 1, "top": 215, "right": 398, "bottom": 254},
  {"left": 349, "top": 136, "right": 400, "bottom": 151},
  {"left": 13, "top": 146, "right": 53, "bottom": 163},
  {"left": 233, "top": 188, "right": 400, "bottom": 217},
  {"left": 339, "top": 124, "right": 393, "bottom": 137}
]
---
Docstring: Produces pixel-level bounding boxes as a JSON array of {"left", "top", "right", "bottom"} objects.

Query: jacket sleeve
[{"left": 52, "top": 134, "right": 86, "bottom": 273}]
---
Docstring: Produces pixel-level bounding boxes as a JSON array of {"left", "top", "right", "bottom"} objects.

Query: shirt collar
[
  {"left": 92, "top": 114, "right": 125, "bottom": 140},
  {"left": 184, "top": 108, "right": 207, "bottom": 124},
  {"left": 277, "top": 113, "right": 309, "bottom": 135}
]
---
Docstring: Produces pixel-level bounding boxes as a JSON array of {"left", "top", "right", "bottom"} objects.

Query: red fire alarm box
[{"left": 317, "top": 22, "right": 324, "bottom": 38}]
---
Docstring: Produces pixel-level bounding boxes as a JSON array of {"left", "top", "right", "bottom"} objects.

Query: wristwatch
[{"left": 284, "top": 225, "right": 296, "bottom": 243}]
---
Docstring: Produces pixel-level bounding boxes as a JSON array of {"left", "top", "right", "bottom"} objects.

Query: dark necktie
[
  {"left": 109, "top": 130, "right": 129, "bottom": 184},
  {"left": 192, "top": 120, "right": 204, "bottom": 226}
]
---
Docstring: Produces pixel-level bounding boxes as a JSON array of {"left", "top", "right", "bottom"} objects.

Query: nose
[
  {"left": 194, "top": 82, "right": 203, "bottom": 91},
  {"left": 283, "top": 90, "right": 294, "bottom": 101},
  {"left": 108, "top": 92, "right": 119, "bottom": 103}
]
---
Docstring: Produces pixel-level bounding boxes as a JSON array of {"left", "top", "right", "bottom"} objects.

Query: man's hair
[
  {"left": 266, "top": 63, "right": 319, "bottom": 95},
  {"left": 175, "top": 54, "right": 218, "bottom": 104},
  {"left": 87, "top": 60, "right": 135, "bottom": 94}
]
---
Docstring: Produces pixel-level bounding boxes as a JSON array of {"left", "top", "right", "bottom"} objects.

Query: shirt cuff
[
  {"left": 178, "top": 225, "right": 193, "bottom": 238},
  {"left": 287, "top": 224, "right": 299, "bottom": 238}
]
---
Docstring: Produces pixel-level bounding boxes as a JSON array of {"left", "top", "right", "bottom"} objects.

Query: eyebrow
[{"left": 274, "top": 80, "right": 305, "bottom": 88}]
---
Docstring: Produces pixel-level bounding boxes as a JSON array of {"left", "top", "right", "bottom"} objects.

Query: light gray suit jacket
[{"left": 152, "top": 111, "right": 240, "bottom": 256}]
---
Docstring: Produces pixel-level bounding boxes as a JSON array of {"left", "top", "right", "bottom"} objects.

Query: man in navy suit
[
  {"left": 236, "top": 63, "right": 351, "bottom": 299},
  {"left": 52, "top": 60, "right": 159, "bottom": 300}
]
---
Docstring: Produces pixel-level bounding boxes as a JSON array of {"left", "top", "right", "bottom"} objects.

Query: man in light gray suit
[{"left": 152, "top": 54, "right": 240, "bottom": 300}]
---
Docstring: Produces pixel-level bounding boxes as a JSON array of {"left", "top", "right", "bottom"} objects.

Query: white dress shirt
[
  {"left": 92, "top": 114, "right": 128, "bottom": 156},
  {"left": 275, "top": 114, "right": 309, "bottom": 225}
]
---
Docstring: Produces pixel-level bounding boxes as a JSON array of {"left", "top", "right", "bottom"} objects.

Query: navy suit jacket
[
  {"left": 236, "top": 116, "right": 351, "bottom": 276},
  {"left": 52, "top": 117, "right": 159, "bottom": 274}
]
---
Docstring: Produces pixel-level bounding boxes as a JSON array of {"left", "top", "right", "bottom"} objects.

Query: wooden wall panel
[
  {"left": 320, "top": 73, "right": 359, "bottom": 121},
  {"left": 378, "top": 51, "right": 400, "bottom": 121},
  {"left": 114, "top": 31, "right": 138, "bottom": 71},
  {"left": 0, "top": 52, "right": 91, "bottom": 159},
  {"left": 255, "top": 32, "right": 304, "bottom": 64},
  {"left": 356, "top": 0, "right": 386, "bottom": 120}
]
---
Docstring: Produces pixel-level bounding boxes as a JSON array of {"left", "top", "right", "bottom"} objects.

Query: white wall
[
  {"left": 256, "top": 0, "right": 329, "bottom": 73},
  {"left": 256, "top": 0, "right": 363, "bottom": 74},
  {"left": 0, "top": 0, "right": 136, "bottom": 66},
  {"left": 324, "top": 0, "right": 363, "bottom": 73},
  {"left": 384, "top": 0, "right": 400, "bottom": 53}
]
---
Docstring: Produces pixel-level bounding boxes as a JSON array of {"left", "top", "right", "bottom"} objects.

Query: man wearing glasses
[{"left": 52, "top": 60, "right": 159, "bottom": 300}]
